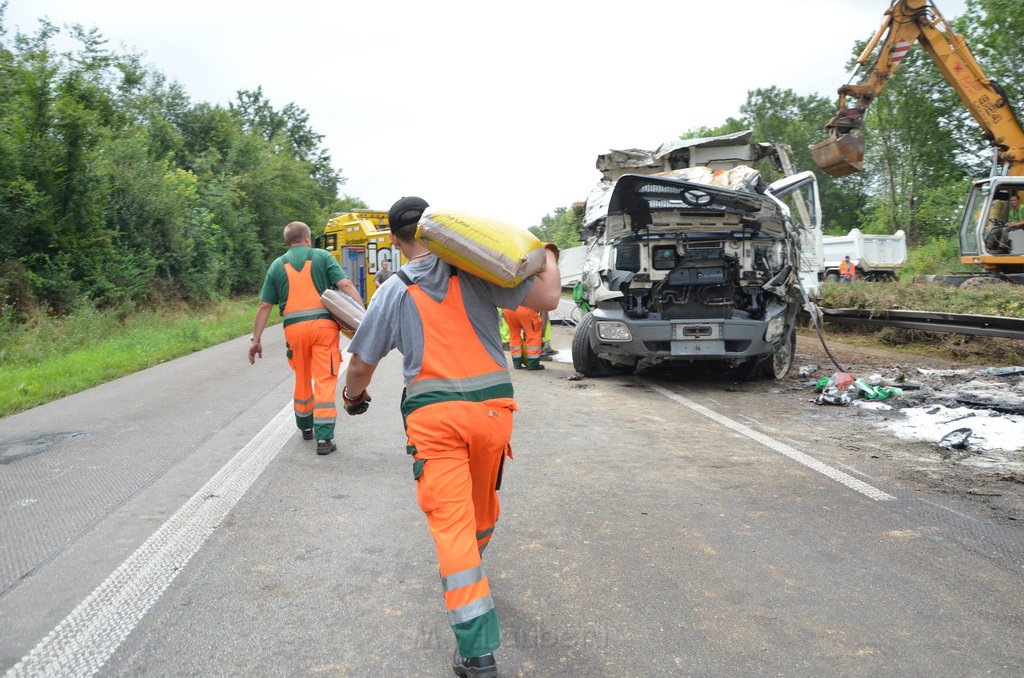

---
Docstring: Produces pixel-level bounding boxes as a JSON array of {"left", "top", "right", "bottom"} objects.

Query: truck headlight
[
  {"left": 597, "top": 321, "right": 632, "bottom": 341},
  {"left": 764, "top": 314, "right": 786, "bottom": 343}
]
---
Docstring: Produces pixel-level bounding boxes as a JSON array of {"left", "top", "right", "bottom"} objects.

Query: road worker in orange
[
  {"left": 343, "top": 197, "right": 561, "bottom": 677},
  {"left": 249, "top": 221, "right": 362, "bottom": 455},
  {"left": 502, "top": 305, "right": 545, "bottom": 370},
  {"left": 839, "top": 255, "right": 856, "bottom": 282}
]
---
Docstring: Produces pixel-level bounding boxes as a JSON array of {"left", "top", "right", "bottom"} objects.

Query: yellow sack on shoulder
[{"left": 416, "top": 209, "right": 546, "bottom": 288}]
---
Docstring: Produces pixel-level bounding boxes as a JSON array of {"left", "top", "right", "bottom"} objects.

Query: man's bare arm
[
  {"left": 345, "top": 353, "right": 377, "bottom": 400},
  {"left": 248, "top": 301, "right": 273, "bottom": 364},
  {"left": 521, "top": 248, "right": 561, "bottom": 312},
  {"left": 336, "top": 277, "right": 363, "bottom": 307}
]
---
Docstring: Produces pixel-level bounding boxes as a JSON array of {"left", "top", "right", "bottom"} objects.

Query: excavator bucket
[{"left": 810, "top": 133, "right": 865, "bottom": 178}]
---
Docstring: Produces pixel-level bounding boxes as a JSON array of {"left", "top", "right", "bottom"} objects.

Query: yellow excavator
[{"left": 811, "top": 0, "right": 1024, "bottom": 282}]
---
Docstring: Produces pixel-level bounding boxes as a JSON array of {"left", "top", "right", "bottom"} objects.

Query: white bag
[{"left": 320, "top": 289, "right": 364, "bottom": 338}]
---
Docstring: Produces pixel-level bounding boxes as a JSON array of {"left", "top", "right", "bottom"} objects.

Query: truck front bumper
[{"left": 588, "top": 308, "right": 784, "bottom": 364}]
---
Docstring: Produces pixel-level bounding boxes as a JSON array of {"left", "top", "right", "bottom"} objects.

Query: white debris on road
[{"left": 857, "top": 400, "right": 1024, "bottom": 471}]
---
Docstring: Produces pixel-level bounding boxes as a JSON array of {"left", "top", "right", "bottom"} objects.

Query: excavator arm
[{"left": 811, "top": 0, "right": 1024, "bottom": 178}]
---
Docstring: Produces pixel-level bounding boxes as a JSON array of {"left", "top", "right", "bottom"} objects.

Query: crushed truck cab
[{"left": 573, "top": 133, "right": 822, "bottom": 380}]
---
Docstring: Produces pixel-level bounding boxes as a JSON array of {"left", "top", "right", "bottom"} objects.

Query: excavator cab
[
  {"left": 958, "top": 178, "right": 1024, "bottom": 269},
  {"left": 810, "top": 132, "right": 865, "bottom": 178}
]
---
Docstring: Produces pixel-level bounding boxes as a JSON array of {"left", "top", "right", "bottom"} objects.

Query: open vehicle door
[{"left": 767, "top": 171, "right": 823, "bottom": 300}]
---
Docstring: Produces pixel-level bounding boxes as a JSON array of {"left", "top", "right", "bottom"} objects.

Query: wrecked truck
[{"left": 572, "top": 132, "right": 823, "bottom": 380}]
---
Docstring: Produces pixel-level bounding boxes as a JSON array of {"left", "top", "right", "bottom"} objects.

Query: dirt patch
[
  {"left": 829, "top": 326, "right": 1024, "bottom": 366},
  {"left": 791, "top": 329, "right": 1024, "bottom": 524}
]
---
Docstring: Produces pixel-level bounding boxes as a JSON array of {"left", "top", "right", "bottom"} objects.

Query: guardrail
[{"left": 820, "top": 308, "right": 1024, "bottom": 340}]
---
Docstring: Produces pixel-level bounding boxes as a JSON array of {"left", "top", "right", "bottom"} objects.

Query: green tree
[
  {"left": 530, "top": 206, "right": 581, "bottom": 250},
  {"left": 959, "top": 0, "right": 1024, "bottom": 111},
  {"left": 0, "top": 7, "right": 356, "bottom": 316},
  {"left": 682, "top": 87, "right": 870, "bottom": 234}
]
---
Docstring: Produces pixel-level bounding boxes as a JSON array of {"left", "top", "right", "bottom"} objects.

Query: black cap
[{"left": 388, "top": 196, "right": 429, "bottom": 231}]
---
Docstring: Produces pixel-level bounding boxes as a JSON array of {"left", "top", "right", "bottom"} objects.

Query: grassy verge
[
  {"left": 0, "top": 298, "right": 271, "bottom": 417},
  {"left": 816, "top": 280, "right": 1024, "bottom": 364},
  {"left": 3, "top": 282, "right": 1019, "bottom": 417}
]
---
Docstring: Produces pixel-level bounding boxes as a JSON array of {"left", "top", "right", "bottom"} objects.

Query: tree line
[
  {"left": 0, "top": 4, "right": 364, "bottom": 321},
  {"left": 2, "top": 1, "right": 1019, "bottom": 323},
  {"left": 533, "top": 0, "right": 1022, "bottom": 267}
]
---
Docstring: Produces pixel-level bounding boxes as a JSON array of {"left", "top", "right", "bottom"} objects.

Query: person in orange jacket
[
  {"left": 503, "top": 305, "right": 545, "bottom": 370},
  {"left": 248, "top": 221, "right": 361, "bottom": 455},
  {"left": 343, "top": 197, "right": 561, "bottom": 677},
  {"left": 839, "top": 255, "right": 856, "bottom": 282}
]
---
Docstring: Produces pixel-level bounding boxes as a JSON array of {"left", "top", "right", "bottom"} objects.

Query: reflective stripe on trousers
[
  {"left": 503, "top": 306, "right": 543, "bottom": 362},
  {"left": 285, "top": 319, "right": 340, "bottom": 440}
]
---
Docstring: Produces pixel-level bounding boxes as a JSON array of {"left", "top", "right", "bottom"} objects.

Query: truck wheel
[
  {"left": 825, "top": 272, "right": 840, "bottom": 283},
  {"left": 572, "top": 313, "right": 635, "bottom": 377},
  {"left": 761, "top": 327, "right": 796, "bottom": 380}
]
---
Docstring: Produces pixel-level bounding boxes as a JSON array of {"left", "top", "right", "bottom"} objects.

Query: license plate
[
  {"left": 672, "top": 323, "right": 721, "bottom": 340},
  {"left": 671, "top": 340, "right": 725, "bottom": 356}
]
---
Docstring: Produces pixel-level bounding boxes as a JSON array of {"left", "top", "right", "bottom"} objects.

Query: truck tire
[
  {"left": 737, "top": 325, "right": 796, "bottom": 381},
  {"left": 572, "top": 313, "right": 635, "bottom": 377},
  {"left": 824, "top": 272, "right": 840, "bottom": 283},
  {"left": 761, "top": 326, "right": 796, "bottom": 380}
]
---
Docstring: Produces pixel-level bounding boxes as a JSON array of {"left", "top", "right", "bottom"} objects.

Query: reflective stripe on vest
[
  {"left": 401, "top": 274, "right": 512, "bottom": 417},
  {"left": 282, "top": 255, "right": 333, "bottom": 327}
]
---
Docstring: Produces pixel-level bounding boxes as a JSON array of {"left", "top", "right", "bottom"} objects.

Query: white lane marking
[
  {"left": 646, "top": 383, "right": 895, "bottom": 502},
  {"left": 6, "top": 405, "right": 296, "bottom": 678}
]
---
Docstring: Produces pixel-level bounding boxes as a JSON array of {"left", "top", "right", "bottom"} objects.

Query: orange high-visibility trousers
[
  {"left": 285, "top": 318, "right": 341, "bottom": 440},
  {"left": 406, "top": 398, "right": 515, "bottom": 659},
  {"left": 502, "top": 306, "right": 542, "bottom": 368},
  {"left": 401, "top": 273, "right": 517, "bottom": 658}
]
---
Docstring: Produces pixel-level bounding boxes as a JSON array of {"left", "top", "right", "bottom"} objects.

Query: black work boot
[
  {"left": 316, "top": 439, "right": 337, "bottom": 456},
  {"left": 301, "top": 428, "right": 314, "bottom": 441},
  {"left": 526, "top": 360, "right": 545, "bottom": 371},
  {"left": 452, "top": 649, "right": 498, "bottom": 678}
]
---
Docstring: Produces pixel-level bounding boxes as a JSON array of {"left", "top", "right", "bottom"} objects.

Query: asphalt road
[{"left": 1, "top": 320, "right": 1022, "bottom": 677}]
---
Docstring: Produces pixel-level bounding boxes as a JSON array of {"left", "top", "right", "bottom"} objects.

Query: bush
[{"left": 820, "top": 279, "right": 1024, "bottom": 318}]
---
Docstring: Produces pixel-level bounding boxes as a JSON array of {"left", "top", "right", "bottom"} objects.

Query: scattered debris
[
  {"left": 966, "top": 487, "right": 1002, "bottom": 496},
  {"left": 938, "top": 428, "right": 973, "bottom": 450},
  {"left": 798, "top": 364, "right": 819, "bottom": 378},
  {"left": 975, "top": 366, "right": 1024, "bottom": 378},
  {"left": 812, "top": 370, "right": 902, "bottom": 405}
]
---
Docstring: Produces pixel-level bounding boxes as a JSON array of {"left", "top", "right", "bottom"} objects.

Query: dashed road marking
[
  {"left": 6, "top": 404, "right": 295, "bottom": 677},
  {"left": 646, "top": 382, "right": 895, "bottom": 502}
]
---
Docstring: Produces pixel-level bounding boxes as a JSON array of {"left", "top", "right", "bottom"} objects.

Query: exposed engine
[{"left": 606, "top": 235, "right": 794, "bottom": 323}]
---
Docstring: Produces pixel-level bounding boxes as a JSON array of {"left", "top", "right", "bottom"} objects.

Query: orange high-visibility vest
[
  {"left": 839, "top": 259, "right": 855, "bottom": 278},
  {"left": 401, "top": 274, "right": 514, "bottom": 418},
  {"left": 282, "top": 255, "right": 334, "bottom": 327}
]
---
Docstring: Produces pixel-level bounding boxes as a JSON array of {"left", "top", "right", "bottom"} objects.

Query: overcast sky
[{"left": 5, "top": 0, "right": 968, "bottom": 228}]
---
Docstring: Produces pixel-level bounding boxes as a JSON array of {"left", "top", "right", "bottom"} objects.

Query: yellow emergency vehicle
[{"left": 315, "top": 210, "right": 405, "bottom": 303}]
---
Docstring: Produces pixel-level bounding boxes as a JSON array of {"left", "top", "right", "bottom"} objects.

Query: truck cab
[
  {"left": 572, "top": 136, "right": 821, "bottom": 380},
  {"left": 315, "top": 210, "right": 405, "bottom": 302}
]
